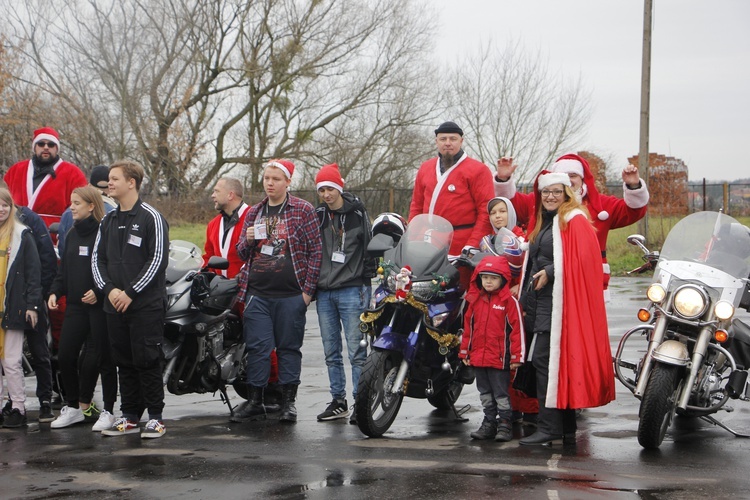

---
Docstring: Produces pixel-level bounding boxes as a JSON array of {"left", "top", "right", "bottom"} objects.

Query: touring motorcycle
[
  {"left": 614, "top": 211, "right": 750, "bottom": 449},
  {"left": 162, "top": 240, "right": 248, "bottom": 414},
  {"left": 356, "top": 214, "right": 474, "bottom": 437}
]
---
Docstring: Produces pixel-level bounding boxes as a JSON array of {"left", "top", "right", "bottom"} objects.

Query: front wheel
[
  {"left": 637, "top": 363, "right": 683, "bottom": 449},
  {"left": 355, "top": 350, "right": 405, "bottom": 437}
]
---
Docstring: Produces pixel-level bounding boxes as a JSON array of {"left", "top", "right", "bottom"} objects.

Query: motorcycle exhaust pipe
[{"left": 163, "top": 356, "right": 178, "bottom": 386}]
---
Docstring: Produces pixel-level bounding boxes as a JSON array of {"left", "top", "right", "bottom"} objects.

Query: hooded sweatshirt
[
  {"left": 316, "top": 192, "right": 377, "bottom": 290},
  {"left": 459, "top": 255, "right": 525, "bottom": 369}
]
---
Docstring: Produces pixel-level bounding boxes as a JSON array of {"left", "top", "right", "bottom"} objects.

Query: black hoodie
[{"left": 316, "top": 192, "right": 377, "bottom": 290}]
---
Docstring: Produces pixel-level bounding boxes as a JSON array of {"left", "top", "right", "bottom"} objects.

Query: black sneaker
[
  {"left": 2, "top": 408, "right": 28, "bottom": 428},
  {"left": 316, "top": 399, "right": 349, "bottom": 421},
  {"left": 495, "top": 419, "right": 512, "bottom": 442},
  {"left": 349, "top": 405, "right": 357, "bottom": 425},
  {"left": 1, "top": 400, "right": 12, "bottom": 417},
  {"left": 38, "top": 401, "right": 55, "bottom": 423},
  {"left": 470, "top": 417, "right": 498, "bottom": 440}
]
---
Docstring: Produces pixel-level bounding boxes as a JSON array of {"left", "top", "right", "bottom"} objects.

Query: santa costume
[
  {"left": 203, "top": 202, "right": 250, "bottom": 278},
  {"left": 4, "top": 127, "right": 87, "bottom": 229},
  {"left": 495, "top": 153, "right": 648, "bottom": 299}
]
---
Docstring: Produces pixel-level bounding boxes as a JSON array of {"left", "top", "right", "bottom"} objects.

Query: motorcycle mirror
[
  {"left": 205, "top": 256, "right": 230, "bottom": 270},
  {"left": 627, "top": 234, "right": 649, "bottom": 253}
]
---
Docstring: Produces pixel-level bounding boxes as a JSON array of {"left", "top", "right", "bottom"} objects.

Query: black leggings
[{"left": 58, "top": 303, "right": 117, "bottom": 411}]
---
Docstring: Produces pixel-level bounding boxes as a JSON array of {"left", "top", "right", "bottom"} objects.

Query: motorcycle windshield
[
  {"left": 167, "top": 240, "right": 204, "bottom": 284},
  {"left": 658, "top": 211, "right": 750, "bottom": 280},
  {"left": 386, "top": 214, "right": 454, "bottom": 280}
]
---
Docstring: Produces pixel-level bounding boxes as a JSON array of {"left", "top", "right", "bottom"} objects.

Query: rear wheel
[
  {"left": 428, "top": 380, "right": 464, "bottom": 410},
  {"left": 355, "top": 350, "right": 404, "bottom": 437},
  {"left": 638, "top": 363, "right": 682, "bottom": 449}
]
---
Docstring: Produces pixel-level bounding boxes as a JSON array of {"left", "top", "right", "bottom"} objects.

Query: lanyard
[{"left": 328, "top": 212, "right": 346, "bottom": 252}]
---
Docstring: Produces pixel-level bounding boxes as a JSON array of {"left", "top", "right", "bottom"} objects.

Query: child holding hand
[{"left": 459, "top": 255, "right": 524, "bottom": 442}]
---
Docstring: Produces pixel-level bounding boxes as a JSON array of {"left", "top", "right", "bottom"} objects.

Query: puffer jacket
[
  {"left": 459, "top": 255, "right": 525, "bottom": 369},
  {"left": 2, "top": 222, "right": 43, "bottom": 332}
]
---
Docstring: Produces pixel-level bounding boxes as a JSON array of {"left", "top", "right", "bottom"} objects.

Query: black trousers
[
  {"left": 58, "top": 303, "right": 117, "bottom": 409},
  {"left": 531, "top": 331, "right": 577, "bottom": 436},
  {"left": 106, "top": 307, "right": 165, "bottom": 420},
  {"left": 24, "top": 327, "right": 53, "bottom": 404}
]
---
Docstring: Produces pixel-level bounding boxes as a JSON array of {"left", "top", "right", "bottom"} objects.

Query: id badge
[
  {"left": 255, "top": 223, "right": 267, "bottom": 239},
  {"left": 79, "top": 246, "right": 89, "bottom": 256},
  {"left": 261, "top": 244, "right": 274, "bottom": 255},
  {"left": 128, "top": 234, "right": 142, "bottom": 247},
  {"left": 331, "top": 251, "right": 346, "bottom": 264}
]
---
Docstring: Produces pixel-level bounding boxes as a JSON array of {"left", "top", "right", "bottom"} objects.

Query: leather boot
[
  {"left": 279, "top": 384, "right": 298, "bottom": 423},
  {"left": 470, "top": 417, "right": 497, "bottom": 440},
  {"left": 230, "top": 386, "right": 266, "bottom": 422}
]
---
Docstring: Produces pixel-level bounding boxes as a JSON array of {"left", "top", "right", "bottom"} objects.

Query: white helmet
[{"left": 372, "top": 212, "right": 407, "bottom": 243}]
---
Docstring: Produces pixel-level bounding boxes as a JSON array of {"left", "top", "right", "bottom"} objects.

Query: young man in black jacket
[
  {"left": 92, "top": 160, "right": 169, "bottom": 438},
  {"left": 313, "top": 164, "right": 376, "bottom": 424}
]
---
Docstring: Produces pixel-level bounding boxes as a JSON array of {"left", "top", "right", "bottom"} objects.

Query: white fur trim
[
  {"left": 519, "top": 241, "right": 529, "bottom": 251},
  {"left": 550, "top": 158, "right": 584, "bottom": 177},
  {"left": 266, "top": 161, "right": 291, "bottom": 179},
  {"left": 622, "top": 179, "right": 649, "bottom": 209},
  {"left": 493, "top": 175, "right": 517, "bottom": 199},
  {"left": 598, "top": 210, "right": 609, "bottom": 221},
  {"left": 546, "top": 212, "right": 565, "bottom": 407},
  {"left": 32, "top": 133, "right": 59, "bottom": 148},
  {"left": 316, "top": 181, "right": 343, "bottom": 193},
  {"left": 538, "top": 172, "right": 571, "bottom": 191}
]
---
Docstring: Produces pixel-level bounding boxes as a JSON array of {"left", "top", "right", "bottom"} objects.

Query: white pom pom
[
  {"left": 598, "top": 211, "right": 609, "bottom": 221},
  {"left": 520, "top": 241, "right": 529, "bottom": 251}
]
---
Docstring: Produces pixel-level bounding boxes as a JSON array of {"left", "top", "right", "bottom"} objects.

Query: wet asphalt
[{"left": 2, "top": 277, "right": 750, "bottom": 499}]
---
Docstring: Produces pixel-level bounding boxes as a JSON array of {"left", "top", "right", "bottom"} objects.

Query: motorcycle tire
[
  {"left": 637, "top": 363, "right": 683, "bottom": 449},
  {"left": 355, "top": 350, "right": 404, "bottom": 438},
  {"left": 427, "top": 380, "right": 464, "bottom": 410}
]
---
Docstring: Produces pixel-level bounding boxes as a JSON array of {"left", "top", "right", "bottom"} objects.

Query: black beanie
[{"left": 434, "top": 121, "right": 463, "bottom": 136}]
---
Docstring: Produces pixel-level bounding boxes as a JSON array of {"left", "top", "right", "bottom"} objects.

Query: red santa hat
[
  {"left": 549, "top": 153, "right": 609, "bottom": 221},
  {"left": 265, "top": 159, "right": 295, "bottom": 179},
  {"left": 315, "top": 163, "right": 345, "bottom": 193},
  {"left": 32, "top": 127, "right": 60, "bottom": 149}
]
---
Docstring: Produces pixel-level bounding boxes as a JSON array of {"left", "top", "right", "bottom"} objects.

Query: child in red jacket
[{"left": 459, "top": 255, "right": 525, "bottom": 442}]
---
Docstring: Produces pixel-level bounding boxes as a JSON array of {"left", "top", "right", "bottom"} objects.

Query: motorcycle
[
  {"left": 614, "top": 211, "right": 750, "bottom": 449},
  {"left": 356, "top": 214, "right": 473, "bottom": 437},
  {"left": 162, "top": 240, "right": 248, "bottom": 414}
]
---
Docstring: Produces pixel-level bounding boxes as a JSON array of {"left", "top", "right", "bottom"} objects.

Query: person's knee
[{"left": 131, "top": 337, "right": 164, "bottom": 370}]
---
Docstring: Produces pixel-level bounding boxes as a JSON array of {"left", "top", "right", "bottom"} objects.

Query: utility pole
[{"left": 638, "top": 0, "right": 653, "bottom": 239}]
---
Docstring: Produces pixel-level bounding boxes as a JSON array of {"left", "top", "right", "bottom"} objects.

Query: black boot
[
  {"left": 230, "top": 386, "right": 266, "bottom": 422},
  {"left": 279, "top": 384, "right": 298, "bottom": 423},
  {"left": 470, "top": 417, "right": 498, "bottom": 440}
]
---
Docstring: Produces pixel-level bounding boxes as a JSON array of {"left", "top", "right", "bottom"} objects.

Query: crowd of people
[{"left": 0, "top": 122, "right": 649, "bottom": 445}]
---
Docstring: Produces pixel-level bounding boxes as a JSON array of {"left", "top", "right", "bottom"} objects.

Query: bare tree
[{"left": 447, "top": 40, "right": 593, "bottom": 182}]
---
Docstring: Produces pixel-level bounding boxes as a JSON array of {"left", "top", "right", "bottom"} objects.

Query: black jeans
[
  {"left": 106, "top": 307, "right": 165, "bottom": 420},
  {"left": 24, "top": 328, "right": 53, "bottom": 404},
  {"left": 531, "top": 331, "right": 577, "bottom": 436}
]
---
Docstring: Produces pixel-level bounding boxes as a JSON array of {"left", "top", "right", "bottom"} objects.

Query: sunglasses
[{"left": 36, "top": 141, "right": 58, "bottom": 148}]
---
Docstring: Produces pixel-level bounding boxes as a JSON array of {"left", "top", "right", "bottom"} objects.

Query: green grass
[{"left": 170, "top": 223, "right": 206, "bottom": 248}]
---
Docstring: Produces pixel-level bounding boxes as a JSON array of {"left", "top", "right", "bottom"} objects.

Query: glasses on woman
[{"left": 541, "top": 189, "right": 565, "bottom": 198}]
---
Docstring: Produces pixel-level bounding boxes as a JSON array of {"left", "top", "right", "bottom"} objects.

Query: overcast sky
[{"left": 430, "top": 0, "right": 750, "bottom": 181}]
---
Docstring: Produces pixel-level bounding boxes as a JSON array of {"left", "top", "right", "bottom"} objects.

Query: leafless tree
[{"left": 447, "top": 40, "right": 593, "bottom": 182}]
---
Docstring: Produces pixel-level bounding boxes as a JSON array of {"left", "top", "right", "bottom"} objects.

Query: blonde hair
[
  {"left": 528, "top": 185, "right": 592, "bottom": 243},
  {"left": 72, "top": 185, "right": 106, "bottom": 222},
  {"left": 0, "top": 188, "right": 19, "bottom": 244}
]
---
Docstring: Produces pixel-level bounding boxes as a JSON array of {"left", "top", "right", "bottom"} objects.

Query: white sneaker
[
  {"left": 92, "top": 410, "right": 116, "bottom": 432},
  {"left": 50, "top": 406, "right": 85, "bottom": 429}
]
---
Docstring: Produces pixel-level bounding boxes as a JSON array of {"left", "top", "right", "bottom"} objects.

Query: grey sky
[{"left": 431, "top": 0, "right": 750, "bottom": 181}]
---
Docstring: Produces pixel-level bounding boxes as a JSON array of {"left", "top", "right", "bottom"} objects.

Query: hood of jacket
[
  {"left": 466, "top": 255, "right": 512, "bottom": 304},
  {"left": 487, "top": 196, "right": 517, "bottom": 233}
]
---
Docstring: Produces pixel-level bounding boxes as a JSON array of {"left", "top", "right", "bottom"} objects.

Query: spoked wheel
[
  {"left": 638, "top": 363, "right": 683, "bottom": 449},
  {"left": 428, "top": 380, "right": 464, "bottom": 410},
  {"left": 355, "top": 350, "right": 404, "bottom": 437}
]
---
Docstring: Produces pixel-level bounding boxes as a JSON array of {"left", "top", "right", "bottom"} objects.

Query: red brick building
[{"left": 628, "top": 153, "right": 688, "bottom": 216}]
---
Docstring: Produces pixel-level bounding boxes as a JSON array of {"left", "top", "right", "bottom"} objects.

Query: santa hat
[
  {"left": 32, "top": 127, "right": 60, "bottom": 149},
  {"left": 549, "top": 153, "right": 609, "bottom": 221},
  {"left": 537, "top": 172, "right": 571, "bottom": 191},
  {"left": 265, "top": 159, "right": 295, "bottom": 179},
  {"left": 315, "top": 163, "right": 345, "bottom": 193}
]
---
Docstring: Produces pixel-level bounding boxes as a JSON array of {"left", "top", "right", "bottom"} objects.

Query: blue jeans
[
  {"left": 243, "top": 294, "right": 307, "bottom": 387},
  {"left": 316, "top": 285, "right": 370, "bottom": 400}
]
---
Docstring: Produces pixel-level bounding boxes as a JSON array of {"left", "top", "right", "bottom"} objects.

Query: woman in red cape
[{"left": 518, "top": 171, "right": 615, "bottom": 446}]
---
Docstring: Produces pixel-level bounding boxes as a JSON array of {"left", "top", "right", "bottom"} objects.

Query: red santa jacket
[
  {"left": 520, "top": 209, "right": 616, "bottom": 409},
  {"left": 4, "top": 159, "right": 87, "bottom": 228},
  {"left": 409, "top": 154, "right": 495, "bottom": 255},
  {"left": 459, "top": 256, "right": 525, "bottom": 370},
  {"left": 495, "top": 182, "right": 648, "bottom": 292},
  {"left": 202, "top": 202, "right": 250, "bottom": 278}
]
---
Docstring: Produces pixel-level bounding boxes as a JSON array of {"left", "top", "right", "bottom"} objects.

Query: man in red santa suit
[
  {"left": 3, "top": 127, "right": 87, "bottom": 231},
  {"left": 203, "top": 177, "right": 250, "bottom": 278},
  {"left": 409, "top": 121, "right": 495, "bottom": 257},
  {"left": 493, "top": 153, "right": 648, "bottom": 300},
  {"left": 518, "top": 171, "right": 615, "bottom": 446}
]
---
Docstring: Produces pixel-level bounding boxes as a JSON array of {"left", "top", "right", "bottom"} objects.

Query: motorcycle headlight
[
  {"left": 714, "top": 300, "right": 735, "bottom": 321},
  {"left": 672, "top": 285, "right": 708, "bottom": 319},
  {"left": 430, "top": 311, "right": 451, "bottom": 327},
  {"left": 646, "top": 283, "right": 666, "bottom": 303}
]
